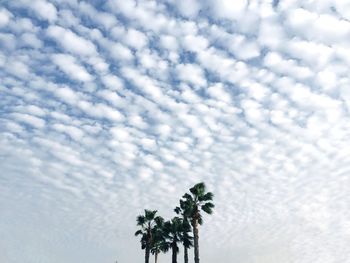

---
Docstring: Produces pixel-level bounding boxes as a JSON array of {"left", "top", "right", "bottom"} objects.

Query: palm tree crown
[
  {"left": 163, "top": 217, "right": 187, "bottom": 263},
  {"left": 135, "top": 210, "right": 163, "bottom": 263},
  {"left": 150, "top": 217, "right": 168, "bottom": 263},
  {"left": 183, "top": 182, "right": 214, "bottom": 222}
]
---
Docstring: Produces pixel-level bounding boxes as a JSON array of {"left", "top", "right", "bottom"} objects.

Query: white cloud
[
  {"left": 0, "top": 32, "right": 16, "bottom": 50},
  {"left": 53, "top": 86, "right": 81, "bottom": 104},
  {"left": 52, "top": 123, "right": 85, "bottom": 141},
  {"left": 263, "top": 51, "right": 313, "bottom": 80},
  {"left": 78, "top": 101, "right": 125, "bottom": 122},
  {"left": 175, "top": 0, "right": 200, "bottom": 18},
  {"left": 123, "top": 29, "right": 148, "bottom": 50},
  {"left": 101, "top": 74, "right": 123, "bottom": 90},
  {"left": 52, "top": 54, "right": 93, "bottom": 82},
  {"left": 159, "top": 35, "right": 179, "bottom": 51},
  {"left": 32, "top": 0, "right": 57, "bottom": 22},
  {"left": 47, "top": 26, "right": 97, "bottom": 56},
  {"left": 5, "top": 60, "right": 30, "bottom": 79},
  {"left": 258, "top": 18, "right": 286, "bottom": 50},
  {"left": 109, "top": 43, "right": 134, "bottom": 62},
  {"left": 0, "top": 8, "right": 12, "bottom": 27},
  {"left": 79, "top": 2, "right": 117, "bottom": 29},
  {"left": 286, "top": 8, "right": 350, "bottom": 45},
  {"left": 11, "top": 113, "right": 45, "bottom": 129},
  {"left": 176, "top": 63, "right": 207, "bottom": 87},
  {"left": 207, "top": 83, "right": 231, "bottom": 103},
  {"left": 208, "top": 0, "right": 248, "bottom": 20},
  {"left": 182, "top": 34, "right": 209, "bottom": 53},
  {"left": 21, "top": 32, "right": 43, "bottom": 49}
]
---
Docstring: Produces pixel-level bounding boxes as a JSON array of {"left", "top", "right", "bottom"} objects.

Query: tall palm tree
[
  {"left": 182, "top": 182, "right": 214, "bottom": 263},
  {"left": 163, "top": 217, "right": 185, "bottom": 263},
  {"left": 150, "top": 217, "right": 168, "bottom": 263},
  {"left": 135, "top": 210, "right": 163, "bottom": 263},
  {"left": 174, "top": 200, "right": 193, "bottom": 263}
]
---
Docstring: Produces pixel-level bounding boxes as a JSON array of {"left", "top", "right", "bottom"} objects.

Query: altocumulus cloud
[{"left": 1, "top": 0, "right": 350, "bottom": 263}]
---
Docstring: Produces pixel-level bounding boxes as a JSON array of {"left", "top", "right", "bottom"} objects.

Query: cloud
[
  {"left": 175, "top": 0, "right": 201, "bottom": 18},
  {"left": 11, "top": 113, "right": 46, "bottom": 129},
  {"left": 20, "top": 32, "right": 43, "bottom": 49},
  {"left": 176, "top": 63, "right": 207, "bottom": 87},
  {"left": 47, "top": 26, "right": 97, "bottom": 56},
  {"left": 208, "top": 0, "right": 248, "bottom": 20},
  {"left": 0, "top": 8, "right": 13, "bottom": 27},
  {"left": 52, "top": 54, "right": 93, "bottom": 82},
  {"left": 122, "top": 28, "right": 148, "bottom": 50},
  {"left": 31, "top": 0, "right": 57, "bottom": 22},
  {"left": 286, "top": 8, "right": 350, "bottom": 45},
  {"left": 0, "top": 32, "right": 16, "bottom": 50},
  {"left": 52, "top": 123, "right": 85, "bottom": 141}
]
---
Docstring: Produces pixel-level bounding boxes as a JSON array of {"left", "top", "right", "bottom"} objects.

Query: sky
[{"left": 1, "top": 0, "right": 350, "bottom": 262}]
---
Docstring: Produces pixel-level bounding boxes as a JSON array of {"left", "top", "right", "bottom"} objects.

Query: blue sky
[{"left": 1, "top": 0, "right": 350, "bottom": 262}]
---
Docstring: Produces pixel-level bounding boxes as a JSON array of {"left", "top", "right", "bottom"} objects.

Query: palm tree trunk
[
  {"left": 146, "top": 226, "right": 151, "bottom": 263},
  {"left": 145, "top": 244, "right": 150, "bottom": 263},
  {"left": 155, "top": 251, "right": 158, "bottom": 263},
  {"left": 172, "top": 242, "right": 177, "bottom": 263},
  {"left": 184, "top": 245, "right": 188, "bottom": 263},
  {"left": 193, "top": 219, "right": 199, "bottom": 263}
]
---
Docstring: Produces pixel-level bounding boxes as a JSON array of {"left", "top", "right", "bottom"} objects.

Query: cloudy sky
[{"left": 1, "top": 0, "right": 350, "bottom": 262}]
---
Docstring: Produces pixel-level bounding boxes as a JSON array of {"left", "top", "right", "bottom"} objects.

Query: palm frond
[
  {"left": 183, "top": 235, "right": 193, "bottom": 248},
  {"left": 154, "top": 216, "right": 164, "bottom": 226},
  {"left": 182, "top": 193, "right": 193, "bottom": 202},
  {"left": 145, "top": 209, "right": 157, "bottom": 221},
  {"left": 198, "top": 214, "right": 203, "bottom": 225},
  {"left": 136, "top": 215, "right": 146, "bottom": 226},
  {"left": 135, "top": 230, "right": 143, "bottom": 236},
  {"left": 174, "top": 206, "right": 181, "bottom": 214},
  {"left": 201, "top": 202, "right": 214, "bottom": 214},
  {"left": 198, "top": 192, "right": 214, "bottom": 202},
  {"left": 189, "top": 182, "right": 205, "bottom": 196}
]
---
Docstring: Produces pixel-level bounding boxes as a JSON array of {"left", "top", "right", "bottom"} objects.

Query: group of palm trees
[{"left": 135, "top": 182, "right": 214, "bottom": 263}]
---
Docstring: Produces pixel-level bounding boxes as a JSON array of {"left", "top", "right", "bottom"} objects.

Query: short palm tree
[
  {"left": 174, "top": 200, "right": 193, "bottom": 263},
  {"left": 182, "top": 182, "right": 214, "bottom": 263},
  {"left": 150, "top": 217, "right": 168, "bottom": 263},
  {"left": 135, "top": 210, "right": 163, "bottom": 263},
  {"left": 163, "top": 217, "right": 185, "bottom": 263}
]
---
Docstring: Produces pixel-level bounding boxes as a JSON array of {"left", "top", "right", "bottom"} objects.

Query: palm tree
[
  {"left": 182, "top": 182, "right": 214, "bottom": 263},
  {"left": 163, "top": 217, "right": 185, "bottom": 263},
  {"left": 150, "top": 217, "right": 168, "bottom": 263},
  {"left": 174, "top": 200, "right": 193, "bottom": 263},
  {"left": 135, "top": 210, "right": 163, "bottom": 263}
]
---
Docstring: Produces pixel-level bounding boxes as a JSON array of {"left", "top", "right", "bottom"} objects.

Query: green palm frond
[
  {"left": 198, "top": 192, "right": 214, "bottom": 202},
  {"left": 197, "top": 214, "right": 203, "bottom": 225},
  {"left": 174, "top": 206, "right": 181, "bottom": 214},
  {"left": 145, "top": 209, "right": 157, "bottom": 221},
  {"left": 135, "top": 230, "right": 143, "bottom": 236},
  {"left": 136, "top": 215, "right": 146, "bottom": 226},
  {"left": 182, "top": 193, "right": 193, "bottom": 202},
  {"left": 183, "top": 235, "right": 193, "bottom": 248},
  {"left": 182, "top": 219, "right": 191, "bottom": 229},
  {"left": 201, "top": 202, "right": 214, "bottom": 214},
  {"left": 159, "top": 241, "right": 170, "bottom": 252},
  {"left": 189, "top": 182, "right": 205, "bottom": 196},
  {"left": 154, "top": 216, "right": 164, "bottom": 226}
]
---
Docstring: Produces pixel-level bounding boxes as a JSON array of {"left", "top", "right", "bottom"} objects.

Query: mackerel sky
[{"left": 1, "top": 0, "right": 350, "bottom": 262}]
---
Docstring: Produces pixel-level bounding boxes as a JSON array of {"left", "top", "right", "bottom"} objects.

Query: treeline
[{"left": 135, "top": 182, "right": 214, "bottom": 263}]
